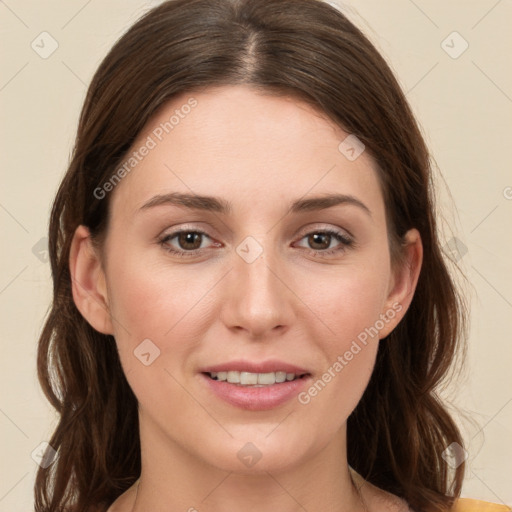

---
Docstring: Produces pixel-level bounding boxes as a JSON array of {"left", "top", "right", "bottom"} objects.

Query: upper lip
[{"left": 200, "top": 359, "right": 310, "bottom": 375}]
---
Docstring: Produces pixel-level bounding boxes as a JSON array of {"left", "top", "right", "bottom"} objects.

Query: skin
[{"left": 70, "top": 85, "right": 422, "bottom": 512}]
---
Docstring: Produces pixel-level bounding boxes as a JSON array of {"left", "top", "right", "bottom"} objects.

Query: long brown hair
[{"left": 35, "top": 0, "right": 468, "bottom": 510}]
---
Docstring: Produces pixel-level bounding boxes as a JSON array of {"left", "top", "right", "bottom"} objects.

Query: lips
[{"left": 198, "top": 359, "right": 312, "bottom": 411}]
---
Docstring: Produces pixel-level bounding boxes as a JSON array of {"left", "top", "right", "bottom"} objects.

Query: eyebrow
[{"left": 138, "top": 192, "right": 372, "bottom": 217}]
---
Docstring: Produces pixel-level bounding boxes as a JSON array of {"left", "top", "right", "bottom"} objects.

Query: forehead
[{"left": 109, "top": 85, "right": 384, "bottom": 220}]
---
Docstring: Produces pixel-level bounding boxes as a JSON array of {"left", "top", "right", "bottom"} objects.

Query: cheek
[
  {"left": 105, "top": 256, "right": 206, "bottom": 368},
  {"left": 296, "top": 286, "right": 382, "bottom": 443},
  {"left": 294, "top": 264, "right": 388, "bottom": 417},
  {"left": 297, "top": 342, "right": 378, "bottom": 452},
  {"left": 304, "top": 264, "right": 389, "bottom": 343},
  {"left": 105, "top": 260, "right": 213, "bottom": 419}
]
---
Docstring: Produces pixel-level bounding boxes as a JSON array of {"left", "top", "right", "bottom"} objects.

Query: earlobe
[
  {"left": 69, "top": 225, "right": 114, "bottom": 335},
  {"left": 379, "top": 228, "right": 423, "bottom": 339}
]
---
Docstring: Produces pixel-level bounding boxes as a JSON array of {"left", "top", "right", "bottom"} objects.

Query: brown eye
[
  {"left": 176, "top": 232, "right": 203, "bottom": 250},
  {"left": 307, "top": 232, "right": 332, "bottom": 250},
  {"left": 295, "top": 229, "right": 355, "bottom": 258},
  {"left": 159, "top": 230, "right": 212, "bottom": 257}
]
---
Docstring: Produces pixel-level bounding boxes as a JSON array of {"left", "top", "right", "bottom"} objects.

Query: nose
[{"left": 220, "top": 244, "right": 296, "bottom": 340}]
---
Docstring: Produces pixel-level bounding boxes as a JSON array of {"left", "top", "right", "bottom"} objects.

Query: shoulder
[
  {"left": 451, "top": 498, "right": 512, "bottom": 512},
  {"left": 349, "top": 468, "right": 511, "bottom": 512}
]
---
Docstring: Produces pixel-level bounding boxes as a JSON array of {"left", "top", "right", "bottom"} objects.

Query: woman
[{"left": 34, "top": 0, "right": 510, "bottom": 511}]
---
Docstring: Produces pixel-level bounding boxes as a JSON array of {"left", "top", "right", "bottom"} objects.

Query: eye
[
  {"left": 158, "top": 227, "right": 355, "bottom": 259},
  {"left": 159, "top": 229, "right": 216, "bottom": 258},
  {"left": 295, "top": 229, "right": 355, "bottom": 257}
]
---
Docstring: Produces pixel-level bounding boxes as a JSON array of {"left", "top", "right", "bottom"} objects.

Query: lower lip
[{"left": 200, "top": 373, "right": 311, "bottom": 411}]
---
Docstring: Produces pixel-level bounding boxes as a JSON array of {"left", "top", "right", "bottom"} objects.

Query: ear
[
  {"left": 69, "top": 225, "right": 113, "bottom": 335},
  {"left": 378, "top": 228, "right": 423, "bottom": 339}
]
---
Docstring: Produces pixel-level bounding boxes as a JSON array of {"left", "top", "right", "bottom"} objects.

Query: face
[{"left": 73, "top": 84, "right": 420, "bottom": 475}]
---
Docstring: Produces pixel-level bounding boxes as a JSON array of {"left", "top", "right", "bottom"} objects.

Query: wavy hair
[{"left": 35, "top": 0, "right": 468, "bottom": 510}]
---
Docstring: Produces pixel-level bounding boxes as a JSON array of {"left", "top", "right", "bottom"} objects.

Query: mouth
[
  {"left": 203, "top": 370, "right": 310, "bottom": 387},
  {"left": 198, "top": 361, "right": 312, "bottom": 411}
]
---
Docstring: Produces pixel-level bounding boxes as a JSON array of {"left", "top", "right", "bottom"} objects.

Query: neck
[{"left": 131, "top": 414, "right": 366, "bottom": 512}]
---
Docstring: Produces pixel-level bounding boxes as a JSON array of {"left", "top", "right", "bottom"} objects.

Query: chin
[{"left": 196, "top": 428, "right": 317, "bottom": 475}]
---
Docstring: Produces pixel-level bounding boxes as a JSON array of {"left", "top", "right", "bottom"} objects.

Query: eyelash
[{"left": 158, "top": 227, "right": 355, "bottom": 259}]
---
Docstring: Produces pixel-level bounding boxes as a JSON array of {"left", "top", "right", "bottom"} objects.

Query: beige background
[{"left": 1, "top": 0, "right": 511, "bottom": 510}]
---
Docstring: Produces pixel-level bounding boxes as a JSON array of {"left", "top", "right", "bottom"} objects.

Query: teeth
[
  {"left": 275, "top": 371, "right": 286, "bottom": 383},
  {"left": 227, "top": 371, "right": 240, "bottom": 383},
  {"left": 257, "top": 372, "right": 275, "bottom": 385},
  {"left": 240, "top": 372, "right": 258, "bottom": 385},
  {"left": 208, "top": 371, "right": 302, "bottom": 386}
]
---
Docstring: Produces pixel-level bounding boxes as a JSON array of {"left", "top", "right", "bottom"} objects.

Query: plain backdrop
[{"left": 1, "top": 1, "right": 511, "bottom": 510}]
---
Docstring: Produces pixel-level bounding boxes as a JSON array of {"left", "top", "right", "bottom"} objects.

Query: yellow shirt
[{"left": 452, "top": 498, "right": 511, "bottom": 511}]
